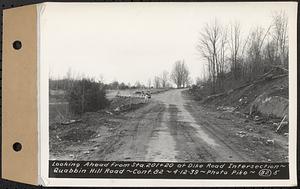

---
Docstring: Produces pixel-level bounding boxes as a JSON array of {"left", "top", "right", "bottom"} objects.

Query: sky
[{"left": 40, "top": 2, "right": 294, "bottom": 85}]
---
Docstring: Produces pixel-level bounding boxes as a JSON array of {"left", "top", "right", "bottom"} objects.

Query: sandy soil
[{"left": 50, "top": 89, "right": 288, "bottom": 162}]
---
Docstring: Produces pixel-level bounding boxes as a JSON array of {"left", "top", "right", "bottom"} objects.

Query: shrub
[{"left": 66, "top": 79, "right": 109, "bottom": 115}]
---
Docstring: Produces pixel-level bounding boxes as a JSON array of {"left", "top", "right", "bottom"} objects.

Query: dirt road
[
  {"left": 51, "top": 89, "right": 288, "bottom": 162},
  {"left": 147, "top": 89, "right": 247, "bottom": 162}
]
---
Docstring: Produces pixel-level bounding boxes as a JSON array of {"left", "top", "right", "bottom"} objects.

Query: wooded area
[{"left": 196, "top": 11, "right": 288, "bottom": 94}]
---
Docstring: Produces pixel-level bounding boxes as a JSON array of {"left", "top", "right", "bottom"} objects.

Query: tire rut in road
[
  {"left": 131, "top": 103, "right": 165, "bottom": 160},
  {"left": 167, "top": 104, "right": 217, "bottom": 162},
  {"left": 145, "top": 104, "right": 178, "bottom": 162}
]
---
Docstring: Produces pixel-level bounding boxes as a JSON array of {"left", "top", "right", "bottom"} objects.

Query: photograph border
[
  {"left": 0, "top": 0, "right": 298, "bottom": 188},
  {"left": 38, "top": 2, "right": 298, "bottom": 187}
]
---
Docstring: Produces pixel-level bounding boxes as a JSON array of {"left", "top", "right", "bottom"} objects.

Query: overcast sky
[{"left": 40, "top": 2, "right": 294, "bottom": 85}]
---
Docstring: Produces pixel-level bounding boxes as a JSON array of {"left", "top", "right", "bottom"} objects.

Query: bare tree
[
  {"left": 98, "top": 74, "right": 105, "bottom": 84},
  {"left": 64, "top": 68, "right": 74, "bottom": 90},
  {"left": 197, "top": 20, "right": 222, "bottom": 93},
  {"left": 246, "top": 26, "right": 271, "bottom": 79},
  {"left": 135, "top": 81, "right": 142, "bottom": 89},
  {"left": 271, "top": 11, "right": 288, "bottom": 67},
  {"left": 160, "top": 71, "right": 169, "bottom": 88},
  {"left": 229, "top": 22, "right": 242, "bottom": 79},
  {"left": 153, "top": 76, "right": 161, "bottom": 88},
  {"left": 181, "top": 60, "right": 190, "bottom": 88},
  {"left": 170, "top": 60, "right": 190, "bottom": 88},
  {"left": 217, "top": 27, "right": 228, "bottom": 88},
  {"left": 195, "top": 12, "right": 288, "bottom": 94},
  {"left": 185, "top": 76, "right": 193, "bottom": 87},
  {"left": 195, "top": 77, "right": 202, "bottom": 86},
  {"left": 147, "top": 78, "right": 152, "bottom": 89},
  {"left": 171, "top": 60, "right": 182, "bottom": 88},
  {"left": 263, "top": 36, "right": 278, "bottom": 67}
]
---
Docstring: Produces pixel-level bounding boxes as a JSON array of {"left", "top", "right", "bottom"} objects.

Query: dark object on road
[{"left": 145, "top": 92, "right": 151, "bottom": 98}]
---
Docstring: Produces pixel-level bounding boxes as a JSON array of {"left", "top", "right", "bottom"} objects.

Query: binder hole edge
[
  {"left": 12, "top": 40, "right": 22, "bottom": 50},
  {"left": 12, "top": 142, "right": 22, "bottom": 152}
]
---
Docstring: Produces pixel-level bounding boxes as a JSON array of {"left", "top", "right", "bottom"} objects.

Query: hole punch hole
[
  {"left": 12, "top": 40, "right": 22, "bottom": 50},
  {"left": 13, "top": 142, "right": 22, "bottom": 152}
]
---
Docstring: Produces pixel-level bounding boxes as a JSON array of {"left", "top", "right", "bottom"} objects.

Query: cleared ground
[{"left": 50, "top": 89, "right": 288, "bottom": 162}]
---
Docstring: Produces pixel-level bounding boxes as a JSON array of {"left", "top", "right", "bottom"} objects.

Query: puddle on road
[
  {"left": 145, "top": 104, "right": 178, "bottom": 162},
  {"left": 177, "top": 104, "right": 219, "bottom": 147}
]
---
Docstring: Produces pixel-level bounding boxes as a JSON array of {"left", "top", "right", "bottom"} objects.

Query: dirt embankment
[
  {"left": 189, "top": 68, "right": 289, "bottom": 134},
  {"left": 202, "top": 76, "right": 288, "bottom": 115}
]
